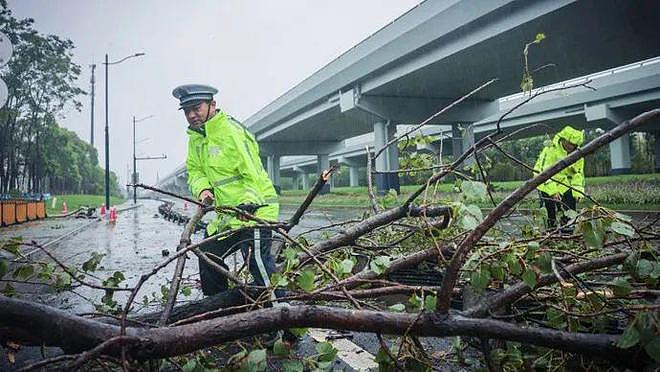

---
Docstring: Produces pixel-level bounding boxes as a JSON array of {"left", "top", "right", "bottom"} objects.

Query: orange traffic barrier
[
  {"left": 27, "top": 202, "right": 37, "bottom": 220},
  {"left": 15, "top": 201, "right": 27, "bottom": 223},
  {"left": 36, "top": 201, "right": 46, "bottom": 218},
  {"left": 2, "top": 201, "right": 15, "bottom": 226}
]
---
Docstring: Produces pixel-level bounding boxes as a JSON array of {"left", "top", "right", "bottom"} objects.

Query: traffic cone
[
  {"left": 109, "top": 206, "right": 117, "bottom": 223},
  {"left": 100, "top": 204, "right": 106, "bottom": 216},
  {"left": 62, "top": 201, "right": 68, "bottom": 214}
]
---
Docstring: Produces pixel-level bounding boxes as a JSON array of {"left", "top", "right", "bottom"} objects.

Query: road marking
[{"left": 309, "top": 329, "right": 378, "bottom": 371}]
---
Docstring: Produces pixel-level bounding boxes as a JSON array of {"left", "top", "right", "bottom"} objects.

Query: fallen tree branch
[
  {"left": 0, "top": 296, "right": 642, "bottom": 365},
  {"left": 159, "top": 206, "right": 208, "bottom": 326},
  {"left": 436, "top": 109, "right": 660, "bottom": 313}
]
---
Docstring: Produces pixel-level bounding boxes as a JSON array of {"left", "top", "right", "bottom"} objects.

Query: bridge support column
[
  {"left": 296, "top": 173, "right": 308, "bottom": 190},
  {"left": 609, "top": 134, "right": 631, "bottom": 175},
  {"left": 373, "top": 121, "right": 400, "bottom": 194},
  {"left": 266, "top": 155, "right": 281, "bottom": 192},
  {"left": 317, "top": 154, "right": 330, "bottom": 194},
  {"left": 452, "top": 123, "right": 463, "bottom": 159},
  {"left": 349, "top": 166, "right": 359, "bottom": 187}
]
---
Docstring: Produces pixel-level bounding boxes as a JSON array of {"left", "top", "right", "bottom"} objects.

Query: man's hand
[
  {"left": 235, "top": 203, "right": 263, "bottom": 222},
  {"left": 199, "top": 189, "right": 214, "bottom": 205}
]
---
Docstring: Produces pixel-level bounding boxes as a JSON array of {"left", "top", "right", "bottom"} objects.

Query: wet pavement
[{"left": 10, "top": 199, "right": 653, "bottom": 369}]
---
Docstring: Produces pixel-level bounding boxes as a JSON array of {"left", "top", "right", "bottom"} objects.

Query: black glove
[{"left": 236, "top": 203, "right": 264, "bottom": 215}]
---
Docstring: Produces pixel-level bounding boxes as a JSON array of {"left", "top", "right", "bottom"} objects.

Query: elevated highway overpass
[{"left": 157, "top": 0, "right": 660, "bottom": 195}]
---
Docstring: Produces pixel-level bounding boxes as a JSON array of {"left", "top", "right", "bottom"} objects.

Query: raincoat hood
[{"left": 554, "top": 125, "right": 584, "bottom": 147}]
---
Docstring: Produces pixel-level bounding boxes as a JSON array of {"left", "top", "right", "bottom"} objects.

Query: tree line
[{"left": 0, "top": 4, "right": 120, "bottom": 196}]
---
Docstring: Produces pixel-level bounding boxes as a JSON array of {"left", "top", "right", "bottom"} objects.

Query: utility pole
[
  {"left": 90, "top": 64, "right": 96, "bottom": 146},
  {"left": 132, "top": 114, "right": 161, "bottom": 203},
  {"left": 104, "top": 53, "right": 109, "bottom": 209}
]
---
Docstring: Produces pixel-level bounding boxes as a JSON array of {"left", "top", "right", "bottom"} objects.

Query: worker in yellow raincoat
[{"left": 534, "top": 125, "right": 585, "bottom": 229}]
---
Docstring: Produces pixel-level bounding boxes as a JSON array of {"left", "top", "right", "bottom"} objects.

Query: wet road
[{"left": 8, "top": 200, "right": 651, "bottom": 370}]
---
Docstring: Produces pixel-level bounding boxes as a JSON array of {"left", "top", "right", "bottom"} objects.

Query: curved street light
[{"left": 103, "top": 52, "right": 145, "bottom": 209}]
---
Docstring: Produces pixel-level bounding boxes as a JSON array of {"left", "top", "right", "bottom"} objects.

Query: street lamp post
[
  {"left": 132, "top": 114, "right": 162, "bottom": 204},
  {"left": 103, "top": 52, "right": 145, "bottom": 209}
]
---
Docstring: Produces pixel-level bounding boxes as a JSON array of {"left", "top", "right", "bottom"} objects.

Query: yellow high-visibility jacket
[
  {"left": 186, "top": 111, "right": 278, "bottom": 235},
  {"left": 533, "top": 126, "right": 585, "bottom": 198}
]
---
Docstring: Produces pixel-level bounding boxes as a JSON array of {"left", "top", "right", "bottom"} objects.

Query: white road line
[{"left": 309, "top": 329, "right": 378, "bottom": 371}]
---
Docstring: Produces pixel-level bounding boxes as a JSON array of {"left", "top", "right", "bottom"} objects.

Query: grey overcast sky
[{"left": 9, "top": 0, "right": 422, "bottom": 186}]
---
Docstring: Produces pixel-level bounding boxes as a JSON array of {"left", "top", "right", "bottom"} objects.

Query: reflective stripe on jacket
[
  {"left": 533, "top": 126, "right": 585, "bottom": 197},
  {"left": 186, "top": 111, "right": 279, "bottom": 235}
]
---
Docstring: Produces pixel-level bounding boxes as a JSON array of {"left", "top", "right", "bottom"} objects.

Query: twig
[
  {"left": 159, "top": 206, "right": 208, "bottom": 326},
  {"left": 286, "top": 164, "right": 338, "bottom": 230},
  {"left": 374, "top": 78, "right": 498, "bottom": 159},
  {"left": 366, "top": 146, "right": 380, "bottom": 213}
]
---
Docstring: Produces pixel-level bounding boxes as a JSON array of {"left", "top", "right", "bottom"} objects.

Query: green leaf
[
  {"left": 55, "top": 273, "right": 72, "bottom": 290},
  {"left": 281, "top": 360, "right": 304, "bottom": 372},
  {"left": 180, "top": 286, "right": 192, "bottom": 296},
  {"left": 470, "top": 269, "right": 491, "bottom": 292},
  {"left": 3, "top": 283, "right": 16, "bottom": 297},
  {"left": 289, "top": 328, "right": 308, "bottom": 337},
  {"left": 637, "top": 259, "right": 654, "bottom": 280},
  {"left": 464, "top": 204, "right": 483, "bottom": 221},
  {"left": 522, "top": 269, "right": 537, "bottom": 289},
  {"left": 370, "top": 256, "right": 391, "bottom": 275},
  {"left": 388, "top": 303, "right": 405, "bottom": 312},
  {"left": 296, "top": 270, "right": 315, "bottom": 292},
  {"left": 408, "top": 293, "right": 422, "bottom": 310},
  {"left": 611, "top": 277, "right": 632, "bottom": 297},
  {"left": 461, "top": 214, "right": 478, "bottom": 230},
  {"left": 15, "top": 264, "right": 35, "bottom": 280},
  {"left": 282, "top": 247, "right": 297, "bottom": 262},
  {"left": 581, "top": 220, "right": 605, "bottom": 249},
  {"left": 491, "top": 264, "right": 505, "bottom": 281},
  {"left": 614, "top": 212, "right": 633, "bottom": 222},
  {"left": 0, "top": 237, "right": 22, "bottom": 256},
  {"left": 82, "top": 252, "right": 104, "bottom": 272},
  {"left": 271, "top": 272, "right": 289, "bottom": 287},
  {"left": 617, "top": 322, "right": 641, "bottom": 348},
  {"left": 424, "top": 295, "right": 437, "bottom": 312},
  {"left": 507, "top": 255, "right": 522, "bottom": 275},
  {"left": 462, "top": 181, "right": 488, "bottom": 201},
  {"left": 526, "top": 242, "right": 540, "bottom": 259},
  {"left": 181, "top": 358, "right": 203, "bottom": 372},
  {"left": 644, "top": 336, "right": 660, "bottom": 363},
  {"left": 273, "top": 338, "right": 289, "bottom": 357},
  {"left": 536, "top": 253, "right": 553, "bottom": 274},
  {"left": 339, "top": 259, "right": 354, "bottom": 275},
  {"left": 563, "top": 209, "right": 578, "bottom": 220},
  {"left": 610, "top": 221, "right": 634, "bottom": 237},
  {"left": 316, "top": 342, "right": 338, "bottom": 362},
  {"left": 246, "top": 349, "right": 267, "bottom": 371},
  {"left": 534, "top": 33, "right": 546, "bottom": 43}
]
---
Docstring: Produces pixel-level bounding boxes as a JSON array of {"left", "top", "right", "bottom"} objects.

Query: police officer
[
  {"left": 534, "top": 125, "right": 585, "bottom": 229},
  {"left": 172, "top": 84, "right": 279, "bottom": 295}
]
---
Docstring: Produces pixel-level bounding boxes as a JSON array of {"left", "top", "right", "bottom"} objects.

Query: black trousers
[
  {"left": 198, "top": 229, "right": 275, "bottom": 296},
  {"left": 540, "top": 190, "right": 577, "bottom": 228}
]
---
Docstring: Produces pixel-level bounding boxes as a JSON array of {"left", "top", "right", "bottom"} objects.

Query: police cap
[{"left": 172, "top": 84, "right": 218, "bottom": 110}]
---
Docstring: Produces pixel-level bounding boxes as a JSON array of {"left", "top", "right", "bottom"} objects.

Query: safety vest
[
  {"left": 186, "top": 111, "right": 279, "bottom": 235},
  {"left": 533, "top": 126, "right": 585, "bottom": 197}
]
